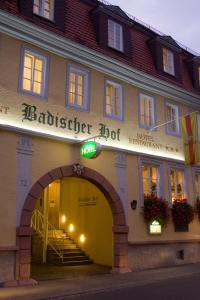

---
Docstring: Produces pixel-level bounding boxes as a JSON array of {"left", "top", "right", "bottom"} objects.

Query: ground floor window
[
  {"left": 142, "top": 164, "right": 159, "bottom": 197},
  {"left": 195, "top": 173, "right": 200, "bottom": 199},
  {"left": 170, "top": 168, "right": 185, "bottom": 202}
]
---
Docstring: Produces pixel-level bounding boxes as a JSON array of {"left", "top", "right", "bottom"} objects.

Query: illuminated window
[
  {"left": 108, "top": 19, "right": 123, "bottom": 52},
  {"left": 163, "top": 48, "right": 175, "bottom": 76},
  {"left": 195, "top": 173, "right": 200, "bottom": 198},
  {"left": 67, "top": 66, "right": 89, "bottom": 111},
  {"left": 142, "top": 165, "right": 159, "bottom": 197},
  {"left": 33, "top": 0, "right": 54, "bottom": 20},
  {"left": 21, "top": 49, "right": 47, "bottom": 97},
  {"left": 170, "top": 169, "right": 185, "bottom": 201},
  {"left": 166, "top": 102, "right": 180, "bottom": 135},
  {"left": 105, "top": 80, "right": 123, "bottom": 120},
  {"left": 139, "top": 93, "right": 155, "bottom": 129}
]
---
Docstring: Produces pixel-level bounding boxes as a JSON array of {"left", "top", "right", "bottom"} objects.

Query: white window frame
[
  {"left": 33, "top": 0, "right": 54, "bottom": 20},
  {"left": 165, "top": 102, "right": 180, "bottom": 136},
  {"left": 105, "top": 80, "right": 123, "bottom": 120},
  {"left": 142, "top": 165, "right": 160, "bottom": 197},
  {"left": 139, "top": 93, "right": 155, "bottom": 129},
  {"left": 108, "top": 19, "right": 124, "bottom": 52},
  {"left": 20, "top": 48, "right": 48, "bottom": 98},
  {"left": 168, "top": 165, "right": 187, "bottom": 205},
  {"left": 66, "top": 65, "right": 89, "bottom": 111},
  {"left": 138, "top": 157, "right": 164, "bottom": 207},
  {"left": 192, "top": 167, "right": 200, "bottom": 200},
  {"left": 162, "top": 48, "right": 175, "bottom": 76}
]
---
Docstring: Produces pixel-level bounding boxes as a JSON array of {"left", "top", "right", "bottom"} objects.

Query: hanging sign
[
  {"left": 149, "top": 220, "right": 162, "bottom": 235},
  {"left": 80, "top": 141, "right": 102, "bottom": 159}
]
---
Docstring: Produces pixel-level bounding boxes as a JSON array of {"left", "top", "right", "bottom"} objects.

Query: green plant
[
  {"left": 171, "top": 199, "right": 194, "bottom": 226},
  {"left": 143, "top": 195, "right": 169, "bottom": 226}
]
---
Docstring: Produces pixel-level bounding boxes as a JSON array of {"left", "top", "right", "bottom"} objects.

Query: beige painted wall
[{"left": 0, "top": 33, "right": 200, "bottom": 251}]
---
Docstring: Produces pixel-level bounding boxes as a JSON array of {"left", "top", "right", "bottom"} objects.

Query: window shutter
[
  {"left": 19, "top": 0, "right": 34, "bottom": 18},
  {"left": 54, "top": 0, "right": 65, "bottom": 31}
]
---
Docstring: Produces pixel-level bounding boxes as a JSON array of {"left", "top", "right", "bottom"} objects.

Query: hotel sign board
[
  {"left": 0, "top": 94, "right": 184, "bottom": 161},
  {"left": 81, "top": 141, "right": 102, "bottom": 159}
]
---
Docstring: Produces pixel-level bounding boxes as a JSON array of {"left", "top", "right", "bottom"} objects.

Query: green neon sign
[{"left": 80, "top": 141, "right": 102, "bottom": 159}]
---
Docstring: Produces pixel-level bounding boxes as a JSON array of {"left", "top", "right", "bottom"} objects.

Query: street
[{"left": 61, "top": 273, "right": 200, "bottom": 300}]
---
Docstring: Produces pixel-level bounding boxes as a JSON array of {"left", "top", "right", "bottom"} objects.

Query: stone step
[{"left": 53, "top": 259, "right": 93, "bottom": 266}]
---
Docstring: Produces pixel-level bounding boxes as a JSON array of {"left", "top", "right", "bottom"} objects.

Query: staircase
[
  {"left": 31, "top": 209, "right": 93, "bottom": 266},
  {"left": 47, "top": 229, "right": 93, "bottom": 265}
]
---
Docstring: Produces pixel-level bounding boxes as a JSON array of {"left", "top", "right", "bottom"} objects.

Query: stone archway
[{"left": 16, "top": 164, "right": 129, "bottom": 284}]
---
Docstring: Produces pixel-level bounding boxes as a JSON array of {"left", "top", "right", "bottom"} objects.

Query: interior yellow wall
[{"left": 60, "top": 177, "right": 113, "bottom": 266}]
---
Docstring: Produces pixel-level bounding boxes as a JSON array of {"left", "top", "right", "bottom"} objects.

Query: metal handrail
[{"left": 31, "top": 209, "right": 65, "bottom": 261}]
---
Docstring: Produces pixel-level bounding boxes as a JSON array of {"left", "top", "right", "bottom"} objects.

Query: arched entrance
[{"left": 16, "top": 164, "right": 129, "bottom": 283}]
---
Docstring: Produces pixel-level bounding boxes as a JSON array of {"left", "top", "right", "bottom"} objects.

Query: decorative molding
[
  {"left": 0, "top": 10, "right": 200, "bottom": 107},
  {"left": 73, "top": 163, "right": 85, "bottom": 176},
  {"left": 115, "top": 152, "right": 128, "bottom": 223},
  {"left": 16, "top": 136, "right": 33, "bottom": 226}
]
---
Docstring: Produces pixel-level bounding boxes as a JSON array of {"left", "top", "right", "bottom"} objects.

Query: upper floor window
[
  {"left": 33, "top": 0, "right": 54, "bottom": 20},
  {"left": 20, "top": 48, "right": 48, "bottom": 98},
  {"left": 170, "top": 168, "right": 185, "bottom": 202},
  {"left": 166, "top": 102, "right": 180, "bottom": 135},
  {"left": 142, "top": 164, "right": 159, "bottom": 197},
  {"left": 139, "top": 93, "right": 155, "bottom": 129},
  {"left": 162, "top": 48, "right": 175, "bottom": 76},
  {"left": 105, "top": 80, "right": 123, "bottom": 120},
  {"left": 108, "top": 20, "right": 123, "bottom": 52},
  {"left": 67, "top": 65, "right": 89, "bottom": 111},
  {"left": 198, "top": 67, "right": 200, "bottom": 86}
]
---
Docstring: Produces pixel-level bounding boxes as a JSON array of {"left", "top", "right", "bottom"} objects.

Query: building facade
[{"left": 0, "top": 0, "right": 200, "bottom": 287}]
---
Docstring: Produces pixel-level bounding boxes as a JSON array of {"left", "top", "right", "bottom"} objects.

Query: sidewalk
[{"left": 1, "top": 263, "right": 200, "bottom": 300}]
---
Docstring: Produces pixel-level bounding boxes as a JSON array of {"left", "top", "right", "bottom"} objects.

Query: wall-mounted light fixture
[
  {"left": 61, "top": 215, "right": 67, "bottom": 224},
  {"left": 130, "top": 200, "right": 137, "bottom": 210},
  {"left": 79, "top": 234, "right": 86, "bottom": 243},
  {"left": 69, "top": 223, "right": 75, "bottom": 233}
]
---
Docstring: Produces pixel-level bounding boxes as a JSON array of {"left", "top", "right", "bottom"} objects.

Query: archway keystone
[{"left": 16, "top": 164, "right": 130, "bottom": 283}]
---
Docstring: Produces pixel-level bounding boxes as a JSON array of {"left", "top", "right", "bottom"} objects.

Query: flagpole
[{"left": 149, "top": 110, "right": 198, "bottom": 132}]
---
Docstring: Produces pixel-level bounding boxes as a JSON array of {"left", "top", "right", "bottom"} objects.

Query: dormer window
[
  {"left": 162, "top": 48, "right": 175, "bottom": 76},
  {"left": 108, "top": 19, "right": 123, "bottom": 52},
  {"left": 33, "top": 0, "right": 54, "bottom": 20},
  {"left": 198, "top": 67, "right": 200, "bottom": 86}
]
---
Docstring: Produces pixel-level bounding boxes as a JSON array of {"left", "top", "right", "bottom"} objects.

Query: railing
[{"left": 31, "top": 209, "right": 65, "bottom": 261}]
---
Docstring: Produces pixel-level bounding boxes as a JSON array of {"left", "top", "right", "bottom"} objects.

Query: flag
[{"left": 181, "top": 112, "right": 200, "bottom": 165}]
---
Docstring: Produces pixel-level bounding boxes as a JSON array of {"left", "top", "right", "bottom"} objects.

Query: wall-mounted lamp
[
  {"left": 130, "top": 200, "right": 137, "bottom": 210},
  {"left": 69, "top": 223, "right": 75, "bottom": 233},
  {"left": 61, "top": 215, "right": 67, "bottom": 224},
  {"left": 79, "top": 234, "right": 86, "bottom": 243}
]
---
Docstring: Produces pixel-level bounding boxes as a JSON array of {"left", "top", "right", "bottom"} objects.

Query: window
[
  {"left": 67, "top": 66, "right": 89, "bottom": 111},
  {"left": 139, "top": 93, "right": 155, "bottom": 129},
  {"left": 33, "top": 0, "right": 54, "bottom": 20},
  {"left": 198, "top": 67, "right": 200, "bottom": 86},
  {"left": 170, "top": 169, "right": 185, "bottom": 202},
  {"left": 108, "top": 19, "right": 123, "bottom": 52},
  {"left": 20, "top": 49, "right": 48, "bottom": 98},
  {"left": 166, "top": 102, "right": 180, "bottom": 135},
  {"left": 142, "top": 165, "right": 159, "bottom": 197},
  {"left": 162, "top": 48, "right": 175, "bottom": 76},
  {"left": 105, "top": 80, "right": 123, "bottom": 120},
  {"left": 195, "top": 173, "right": 200, "bottom": 198}
]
